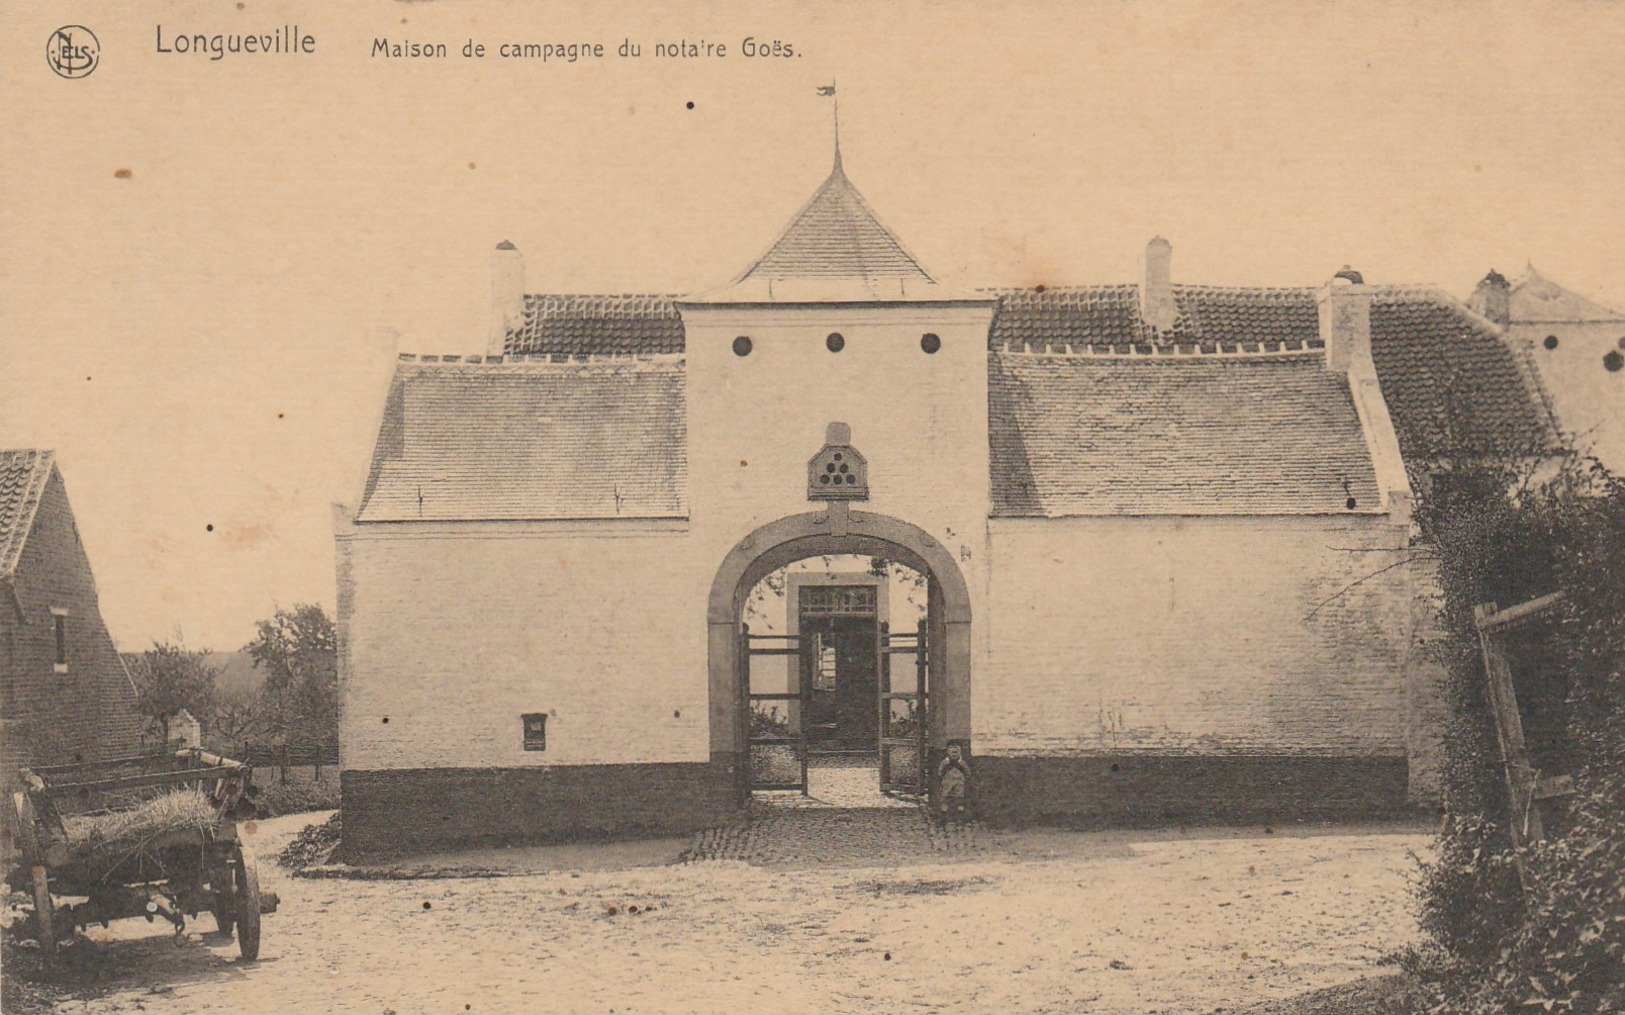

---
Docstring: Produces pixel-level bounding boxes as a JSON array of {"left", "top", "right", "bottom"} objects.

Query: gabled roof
[
  {"left": 1509, "top": 267, "right": 1625, "bottom": 324},
  {"left": 356, "top": 357, "right": 686, "bottom": 523},
  {"left": 0, "top": 449, "right": 56, "bottom": 578},
  {"left": 989, "top": 284, "right": 1557, "bottom": 463},
  {"left": 504, "top": 295, "right": 685, "bottom": 358},
  {"left": 989, "top": 351, "right": 1382, "bottom": 517}
]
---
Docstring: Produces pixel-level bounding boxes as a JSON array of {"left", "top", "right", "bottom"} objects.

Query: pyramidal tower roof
[
  {"left": 688, "top": 146, "right": 971, "bottom": 303},
  {"left": 1509, "top": 265, "right": 1625, "bottom": 324}
]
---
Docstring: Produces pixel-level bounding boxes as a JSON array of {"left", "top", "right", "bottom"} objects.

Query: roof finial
[{"left": 818, "top": 81, "right": 841, "bottom": 172}]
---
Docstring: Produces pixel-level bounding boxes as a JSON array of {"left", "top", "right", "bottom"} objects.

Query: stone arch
[{"left": 705, "top": 509, "right": 973, "bottom": 785}]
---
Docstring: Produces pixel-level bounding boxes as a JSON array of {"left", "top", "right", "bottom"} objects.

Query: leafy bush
[
  {"left": 254, "top": 775, "right": 340, "bottom": 816},
  {"left": 1405, "top": 454, "right": 1625, "bottom": 1012},
  {"left": 750, "top": 703, "right": 789, "bottom": 736},
  {"left": 278, "top": 812, "right": 342, "bottom": 871},
  {"left": 1487, "top": 778, "right": 1625, "bottom": 1013},
  {"left": 1412, "top": 813, "right": 1525, "bottom": 965}
]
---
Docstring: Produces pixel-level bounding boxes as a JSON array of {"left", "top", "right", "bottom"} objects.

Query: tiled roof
[
  {"left": 466, "top": 281, "right": 1552, "bottom": 521},
  {"left": 989, "top": 284, "right": 1556, "bottom": 462},
  {"left": 356, "top": 358, "right": 686, "bottom": 523},
  {"left": 504, "top": 295, "right": 685, "bottom": 358},
  {"left": 737, "top": 156, "right": 934, "bottom": 286},
  {"left": 1370, "top": 291, "right": 1556, "bottom": 461},
  {"left": 0, "top": 449, "right": 55, "bottom": 578},
  {"left": 989, "top": 284, "right": 1319, "bottom": 349},
  {"left": 989, "top": 352, "right": 1383, "bottom": 516}
]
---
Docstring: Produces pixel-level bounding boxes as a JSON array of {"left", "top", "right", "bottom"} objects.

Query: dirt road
[{"left": 28, "top": 812, "right": 1428, "bottom": 1014}]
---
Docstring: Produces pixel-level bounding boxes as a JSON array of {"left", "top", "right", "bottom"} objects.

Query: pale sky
[{"left": 2, "top": 1, "right": 1622, "bottom": 650}]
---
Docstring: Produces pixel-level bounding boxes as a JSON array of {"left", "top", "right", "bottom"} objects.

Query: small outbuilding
[{"left": 2, "top": 449, "right": 146, "bottom": 854}]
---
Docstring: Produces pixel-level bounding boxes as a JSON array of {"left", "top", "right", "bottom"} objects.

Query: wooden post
[{"left": 1474, "top": 603, "right": 1543, "bottom": 849}]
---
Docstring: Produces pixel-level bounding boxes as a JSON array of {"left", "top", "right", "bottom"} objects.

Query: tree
[
  {"left": 245, "top": 603, "right": 338, "bottom": 749},
  {"left": 128, "top": 641, "right": 220, "bottom": 747},
  {"left": 206, "top": 683, "right": 271, "bottom": 759}
]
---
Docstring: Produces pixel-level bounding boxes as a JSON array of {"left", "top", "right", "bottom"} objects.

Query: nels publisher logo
[{"left": 47, "top": 26, "right": 100, "bottom": 79}]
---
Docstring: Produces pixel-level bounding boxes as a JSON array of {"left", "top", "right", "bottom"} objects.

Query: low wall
[
  {"left": 340, "top": 756, "right": 736, "bottom": 858},
  {"left": 975, "top": 754, "right": 1413, "bottom": 827}
]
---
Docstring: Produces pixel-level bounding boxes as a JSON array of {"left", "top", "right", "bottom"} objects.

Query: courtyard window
[
  {"left": 51, "top": 609, "right": 68, "bottom": 674},
  {"left": 521, "top": 712, "right": 547, "bottom": 751}
]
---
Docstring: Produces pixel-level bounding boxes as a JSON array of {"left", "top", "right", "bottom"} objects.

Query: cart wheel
[
  {"left": 234, "top": 845, "right": 261, "bottom": 960},
  {"left": 211, "top": 886, "right": 235, "bottom": 937},
  {"left": 31, "top": 865, "right": 56, "bottom": 956}
]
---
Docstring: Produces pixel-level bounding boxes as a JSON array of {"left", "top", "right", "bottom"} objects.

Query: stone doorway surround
[{"left": 707, "top": 508, "right": 974, "bottom": 806}]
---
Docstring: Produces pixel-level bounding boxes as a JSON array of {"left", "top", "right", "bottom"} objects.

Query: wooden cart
[{"left": 7, "top": 748, "right": 279, "bottom": 960}]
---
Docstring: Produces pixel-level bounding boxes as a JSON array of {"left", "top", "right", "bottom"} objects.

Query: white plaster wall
[
  {"left": 338, "top": 521, "right": 709, "bottom": 770},
  {"left": 681, "top": 303, "right": 993, "bottom": 611},
  {"left": 339, "top": 303, "right": 1435, "bottom": 777},
  {"left": 1511, "top": 321, "right": 1625, "bottom": 470},
  {"left": 340, "top": 301, "right": 997, "bottom": 776},
  {"left": 981, "top": 515, "right": 1415, "bottom": 757}
]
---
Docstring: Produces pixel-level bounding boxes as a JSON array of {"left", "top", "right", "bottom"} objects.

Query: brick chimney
[
  {"left": 1317, "top": 267, "right": 1412, "bottom": 525},
  {"left": 488, "top": 240, "right": 526, "bottom": 357},
  {"left": 1317, "top": 266, "right": 1374, "bottom": 375},
  {"left": 1468, "top": 268, "right": 1511, "bottom": 328},
  {"left": 1139, "top": 236, "right": 1178, "bottom": 332}
]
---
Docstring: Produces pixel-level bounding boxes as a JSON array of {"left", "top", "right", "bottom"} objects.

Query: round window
[
  {"left": 921, "top": 333, "right": 941, "bottom": 354},
  {"left": 1605, "top": 350, "right": 1624, "bottom": 373},
  {"left": 732, "top": 336, "right": 753, "bottom": 357},
  {"left": 826, "top": 332, "right": 845, "bottom": 353},
  {"left": 1544, "top": 335, "right": 1559, "bottom": 350}
]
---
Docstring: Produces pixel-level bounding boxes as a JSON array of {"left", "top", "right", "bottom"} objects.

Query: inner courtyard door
[{"left": 799, "top": 583, "right": 882, "bottom": 754}]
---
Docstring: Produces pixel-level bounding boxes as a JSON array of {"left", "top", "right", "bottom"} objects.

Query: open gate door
[
  {"left": 879, "top": 619, "right": 929, "bottom": 796},
  {"left": 741, "top": 624, "right": 809, "bottom": 795}
]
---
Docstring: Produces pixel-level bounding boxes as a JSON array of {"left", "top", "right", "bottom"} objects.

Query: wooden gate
[
  {"left": 878, "top": 619, "right": 929, "bottom": 796},
  {"left": 1474, "top": 592, "right": 1575, "bottom": 852},
  {"left": 740, "top": 624, "right": 809, "bottom": 796}
]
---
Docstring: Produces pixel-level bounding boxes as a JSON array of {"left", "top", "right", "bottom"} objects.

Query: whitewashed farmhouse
[{"left": 335, "top": 148, "right": 1557, "bottom": 856}]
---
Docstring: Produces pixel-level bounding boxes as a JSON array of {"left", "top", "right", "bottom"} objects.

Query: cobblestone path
[{"left": 679, "top": 761, "right": 986, "bottom": 865}]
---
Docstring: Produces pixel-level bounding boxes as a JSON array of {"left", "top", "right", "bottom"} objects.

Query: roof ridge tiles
[
  {"left": 996, "top": 339, "right": 1324, "bottom": 359},
  {"left": 982, "top": 282, "right": 1317, "bottom": 296},
  {"left": 398, "top": 352, "right": 685, "bottom": 372}
]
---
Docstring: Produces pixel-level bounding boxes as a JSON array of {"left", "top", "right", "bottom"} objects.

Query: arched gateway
[{"left": 706, "top": 506, "right": 973, "bottom": 808}]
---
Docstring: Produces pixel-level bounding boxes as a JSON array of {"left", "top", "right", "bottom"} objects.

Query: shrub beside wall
[{"left": 1403, "top": 456, "right": 1625, "bottom": 1013}]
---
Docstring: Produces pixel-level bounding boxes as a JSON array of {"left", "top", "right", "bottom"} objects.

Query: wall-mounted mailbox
[{"left": 521, "top": 712, "right": 547, "bottom": 751}]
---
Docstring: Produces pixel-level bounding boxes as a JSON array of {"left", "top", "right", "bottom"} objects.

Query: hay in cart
[{"left": 59, "top": 787, "right": 220, "bottom": 867}]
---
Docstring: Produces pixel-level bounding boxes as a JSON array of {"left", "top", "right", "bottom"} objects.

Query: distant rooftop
[
  {"left": 0, "top": 449, "right": 55, "bottom": 579},
  {"left": 1510, "top": 266, "right": 1625, "bottom": 325}
]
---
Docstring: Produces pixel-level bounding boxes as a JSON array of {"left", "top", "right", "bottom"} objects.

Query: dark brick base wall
[
  {"left": 341, "top": 756, "right": 737, "bottom": 859},
  {"left": 974, "top": 755, "right": 1413, "bottom": 827}
]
